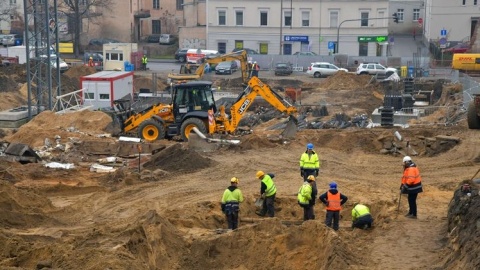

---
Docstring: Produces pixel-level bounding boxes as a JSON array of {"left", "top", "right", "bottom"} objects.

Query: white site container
[
  {"left": 103, "top": 43, "right": 140, "bottom": 71},
  {"left": 80, "top": 71, "right": 134, "bottom": 110}
]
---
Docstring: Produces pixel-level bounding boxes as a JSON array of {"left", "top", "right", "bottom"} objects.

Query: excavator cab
[{"left": 167, "top": 81, "right": 217, "bottom": 140}]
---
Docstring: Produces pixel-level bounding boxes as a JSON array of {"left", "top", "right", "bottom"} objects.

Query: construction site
[{"left": 0, "top": 61, "right": 479, "bottom": 270}]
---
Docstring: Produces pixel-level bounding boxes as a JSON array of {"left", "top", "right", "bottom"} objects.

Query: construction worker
[
  {"left": 256, "top": 171, "right": 277, "bottom": 217},
  {"left": 141, "top": 55, "right": 148, "bottom": 71},
  {"left": 88, "top": 56, "right": 94, "bottom": 67},
  {"left": 252, "top": 61, "right": 260, "bottom": 77},
  {"left": 221, "top": 177, "right": 244, "bottom": 230},
  {"left": 319, "top": 182, "right": 348, "bottom": 231},
  {"left": 298, "top": 175, "right": 316, "bottom": 221},
  {"left": 401, "top": 156, "right": 423, "bottom": 219},
  {"left": 300, "top": 143, "right": 320, "bottom": 180},
  {"left": 247, "top": 60, "right": 252, "bottom": 78},
  {"left": 351, "top": 203, "right": 373, "bottom": 229}
]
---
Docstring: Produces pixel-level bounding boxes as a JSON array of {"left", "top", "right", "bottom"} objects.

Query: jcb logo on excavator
[{"left": 238, "top": 99, "right": 251, "bottom": 114}]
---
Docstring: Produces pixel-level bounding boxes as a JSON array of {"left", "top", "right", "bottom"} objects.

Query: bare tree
[
  {"left": 0, "top": 3, "right": 20, "bottom": 31},
  {"left": 159, "top": 10, "right": 179, "bottom": 35},
  {"left": 57, "top": 0, "right": 113, "bottom": 57}
]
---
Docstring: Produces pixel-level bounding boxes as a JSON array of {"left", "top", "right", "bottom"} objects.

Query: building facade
[
  {"left": 0, "top": 0, "right": 24, "bottom": 34},
  {"left": 388, "top": 0, "right": 425, "bottom": 36},
  {"left": 206, "top": 0, "right": 390, "bottom": 56},
  {"left": 424, "top": 0, "right": 479, "bottom": 43}
]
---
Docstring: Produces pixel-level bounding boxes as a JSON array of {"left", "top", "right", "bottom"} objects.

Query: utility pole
[{"left": 279, "top": 0, "right": 283, "bottom": 55}]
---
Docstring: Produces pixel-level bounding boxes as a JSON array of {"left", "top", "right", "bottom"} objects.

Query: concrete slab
[{"left": 371, "top": 108, "right": 421, "bottom": 126}]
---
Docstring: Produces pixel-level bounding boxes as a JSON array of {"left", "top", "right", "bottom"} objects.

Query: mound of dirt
[
  {"left": 236, "top": 133, "right": 282, "bottom": 150},
  {"left": 64, "top": 65, "right": 97, "bottom": 79},
  {"left": 5, "top": 110, "right": 113, "bottom": 147},
  {"left": 144, "top": 143, "right": 215, "bottom": 173},
  {"left": 319, "top": 72, "right": 375, "bottom": 90}
]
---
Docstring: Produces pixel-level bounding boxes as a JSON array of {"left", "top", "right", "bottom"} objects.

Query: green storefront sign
[{"left": 358, "top": 36, "right": 388, "bottom": 43}]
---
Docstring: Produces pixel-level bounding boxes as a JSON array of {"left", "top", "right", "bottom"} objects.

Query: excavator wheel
[
  {"left": 467, "top": 100, "right": 480, "bottom": 129},
  {"left": 180, "top": 118, "right": 207, "bottom": 141},
  {"left": 138, "top": 119, "right": 166, "bottom": 141}
]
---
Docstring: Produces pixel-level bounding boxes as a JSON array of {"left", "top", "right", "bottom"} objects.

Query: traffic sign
[
  {"left": 439, "top": 37, "right": 447, "bottom": 48},
  {"left": 441, "top": 29, "right": 447, "bottom": 36},
  {"left": 328, "top": 41, "right": 335, "bottom": 50},
  {"left": 418, "top": 18, "right": 423, "bottom": 24}
]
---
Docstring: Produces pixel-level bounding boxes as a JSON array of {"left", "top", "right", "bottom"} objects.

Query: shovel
[{"left": 254, "top": 197, "right": 264, "bottom": 208}]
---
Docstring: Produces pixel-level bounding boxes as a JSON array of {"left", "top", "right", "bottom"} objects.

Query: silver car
[{"left": 306, "top": 62, "right": 348, "bottom": 78}]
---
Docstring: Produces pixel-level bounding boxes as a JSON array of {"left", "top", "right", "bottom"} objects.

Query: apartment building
[
  {"left": 424, "top": 0, "right": 479, "bottom": 42},
  {"left": 206, "top": 0, "right": 389, "bottom": 56},
  {"left": 388, "top": 0, "right": 425, "bottom": 36},
  {"left": 0, "top": 0, "right": 24, "bottom": 34}
]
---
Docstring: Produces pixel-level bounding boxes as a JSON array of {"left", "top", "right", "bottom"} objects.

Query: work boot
[
  {"left": 255, "top": 211, "right": 265, "bottom": 217},
  {"left": 407, "top": 215, "right": 417, "bottom": 219},
  {"left": 405, "top": 213, "right": 413, "bottom": 217}
]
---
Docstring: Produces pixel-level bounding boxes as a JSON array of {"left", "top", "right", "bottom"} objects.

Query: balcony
[{"left": 134, "top": 9, "right": 151, "bottom": 18}]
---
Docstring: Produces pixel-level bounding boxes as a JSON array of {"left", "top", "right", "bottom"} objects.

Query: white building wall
[
  {"left": 388, "top": 0, "right": 425, "bottom": 35},
  {"left": 425, "top": 0, "right": 480, "bottom": 42},
  {"left": 207, "top": 0, "right": 389, "bottom": 56}
]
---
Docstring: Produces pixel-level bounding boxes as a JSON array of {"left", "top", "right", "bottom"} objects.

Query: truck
[
  {"left": 111, "top": 76, "right": 298, "bottom": 142},
  {"left": 467, "top": 94, "right": 480, "bottom": 129},
  {"left": 451, "top": 53, "right": 480, "bottom": 71}
]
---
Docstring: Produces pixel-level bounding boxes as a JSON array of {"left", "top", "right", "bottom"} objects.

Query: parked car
[
  {"left": 306, "top": 62, "right": 348, "bottom": 78},
  {"left": 232, "top": 48, "right": 258, "bottom": 55},
  {"left": 174, "top": 48, "right": 189, "bottom": 63},
  {"left": 356, "top": 62, "right": 397, "bottom": 76},
  {"left": 146, "top": 34, "right": 161, "bottom": 43},
  {"left": 159, "top": 34, "right": 177, "bottom": 45},
  {"left": 2, "top": 34, "right": 23, "bottom": 46},
  {"left": 274, "top": 62, "right": 293, "bottom": 76},
  {"left": 88, "top": 38, "right": 121, "bottom": 46},
  {"left": 293, "top": 51, "right": 318, "bottom": 56},
  {"left": 40, "top": 55, "right": 69, "bottom": 73},
  {"left": 215, "top": 61, "right": 238, "bottom": 74},
  {"left": 0, "top": 34, "right": 6, "bottom": 45}
]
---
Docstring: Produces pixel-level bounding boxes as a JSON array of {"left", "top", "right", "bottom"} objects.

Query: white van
[
  {"left": 159, "top": 34, "right": 177, "bottom": 45},
  {"left": 185, "top": 49, "right": 219, "bottom": 64}
]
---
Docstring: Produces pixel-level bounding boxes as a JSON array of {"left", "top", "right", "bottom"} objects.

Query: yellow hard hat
[
  {"left": 256, "top": 171, "right": 265, "bottom": 179},
  {"left": 307, "top": 175, "right": 315, "bottom": 181},
  {"left": 231, "top": 177, "right": 239, "bottom": 184},
  {"left": 89, "top": 57, "right": 93, "bottom": 60}
]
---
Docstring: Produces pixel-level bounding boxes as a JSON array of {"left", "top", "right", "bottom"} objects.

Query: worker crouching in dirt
[
  {"left": 319, "top": 182, "right": 348, "bottom": 231},
  {"left": 256, "top": 171, "right": 277, "bottom": 217},
  {"left": 221, "top": 177, "right": 244, "bottom": 230},
  {"left": 351, "top": 203, "right": 373, "bottom": 230},
  {"left": 298, "top": 175, "right": 317, "bottom": 221}
]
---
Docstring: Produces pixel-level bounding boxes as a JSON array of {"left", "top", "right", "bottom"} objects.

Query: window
[
  {"left": 474, "top": 0, "right": 478, "bottom": 5},
  {"left": 359, "top": 43, "right": 368, "bottom": 56},
  {"left": 260, "top": 43, "right": 268, "bottom": 54},
  {"left": 106, "top": 52, "right": 123, "bottom": 61},
  {"left": 176, "top": 0, "right": 183, "bottom": 10},
  {"left": 397, "top": 9, "right": 404, "bottom": 22},
  {"left": 152, "top": 20, "right": 161, "bottom": 34},
  {"left": 378, "top": 10, "right": 385, "bottom": 27},
  {"left": 218, "top": 42, "right": 226, "bottom": 54},
  {"left": 462, "top": 0, "right": 466, "bottom": 5},
  {"left": 330, "top": 11, "right": 338, "bottom": 28},
  {"left": 413, "top": 9, "right": 420, "bottom": 21},
  {"left": 301, "top": 11, "right": 310, "bottom": 27},
  {"left": 361, "top": 12, "right": 369, "bottom": 27},
  {"left": 218, "top": 10, "right": 226, "bottom": 26},
  {"left": 99, "top": 94, "right": 110, "bottom": 100},
  {"left": 84, "top": 92, "right": 94, "bottom": 100},
  {"left": 153, "top": 0, "right": 159, "bottom": 9},
  {"left": 260, "top": 11, "right": 268, "bottom": 26},
  {"left": 475, "top": 58, "right": 480, "bottom": 64},
  {"left": 235, "top": 10, "right": 243, "bottom": 26},
  {"left": 10, "top": 0, "right": 17, "bottom": 4},
  {"left": 284, "top": 10, "right": 292, "bottom": 27}
]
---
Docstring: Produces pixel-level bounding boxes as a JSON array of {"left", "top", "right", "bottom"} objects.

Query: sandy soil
[{"left": 0, "top": 65, "right": 478, "bottom": 270}]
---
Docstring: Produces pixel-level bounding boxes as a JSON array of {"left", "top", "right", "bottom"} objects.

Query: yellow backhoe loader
[
  {"left": 167, "top": 50, "right": 250, "bottom": 85},
  {"left": 112, "top": 76, "right": 298, "bottom": 142}
]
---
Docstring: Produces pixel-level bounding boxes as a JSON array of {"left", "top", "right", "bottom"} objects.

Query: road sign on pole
[
  {"left": 441, "top": 29, "right": 447, "bottom": 36},
  {"left": 439, "top": 37, "right": 447, "bottom": 48},
  {"left": 418, "top": 18, "right": 423, "bottom": 24}
]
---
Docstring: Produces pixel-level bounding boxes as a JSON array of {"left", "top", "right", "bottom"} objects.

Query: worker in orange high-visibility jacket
[
  {"left": 401, "top": 156, "right": 423, "bottom": 219},
  {"left": 319, "top": 182, "right": 348, "bottom": 231}
]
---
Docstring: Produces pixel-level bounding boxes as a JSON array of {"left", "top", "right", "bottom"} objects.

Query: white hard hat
[{"left": 403, "top": 156, "right": 412, "bottom": 163}]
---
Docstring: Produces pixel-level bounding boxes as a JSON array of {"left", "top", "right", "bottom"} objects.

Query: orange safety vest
[
  {"left": 326, "top": 191, "right": 342, "bottom": 211},
  {"left": 402, "top": 166, "right": 421, "bottom": 186}
]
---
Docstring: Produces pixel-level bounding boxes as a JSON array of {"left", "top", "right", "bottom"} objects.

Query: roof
[{"left": 81, "top": 71, "right": 133, "bottom": 80}]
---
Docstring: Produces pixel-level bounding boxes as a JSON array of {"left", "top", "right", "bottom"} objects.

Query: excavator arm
[
  {"left": 211, "top": 76, "right": 297, "bottom": 134},
  {"left": 167, "top": 50, "right": 250, "bottom": 84}
]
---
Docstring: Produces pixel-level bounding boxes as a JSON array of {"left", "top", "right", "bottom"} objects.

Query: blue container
[
  {"left": 124, "top": 61, "right": 130, "bottom": 70},
  {"left": 130, "top": 64, "right": 135, "bottom": 71},
  {"left": 407, "top": 66, "right": 414, "bottom": 78},
  {"left": 423, "top": 70, "right": 429, "bottom": 77}
]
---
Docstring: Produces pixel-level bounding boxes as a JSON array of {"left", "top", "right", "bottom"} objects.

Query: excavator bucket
[{"left": 281, "top": 116, "right": 298, "bottom": 139}]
